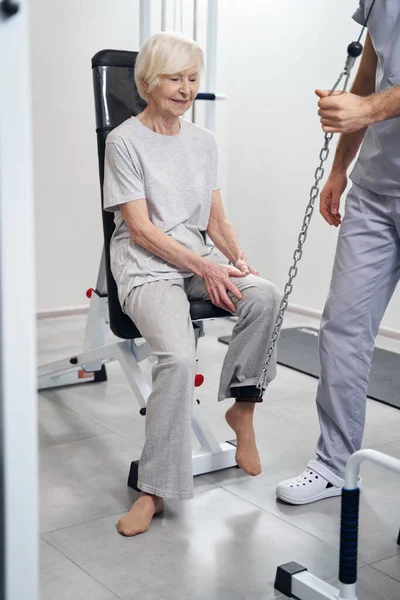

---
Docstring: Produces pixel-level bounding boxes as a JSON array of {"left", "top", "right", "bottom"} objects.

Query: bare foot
[
  {"left": 225, "top": 403, "right": 262, "bottom": 476},
  {"left": 117, "top": 493, "right": 164, "bottom": 537}
]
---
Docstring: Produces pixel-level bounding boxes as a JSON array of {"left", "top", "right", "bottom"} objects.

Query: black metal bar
[
  {"left": 339, "top": 488, "right": 360, "bottom": 585},
  {"left": 195, "top": 93, "right": 216, "bottom": 101}
]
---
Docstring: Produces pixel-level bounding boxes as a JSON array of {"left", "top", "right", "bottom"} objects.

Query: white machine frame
[
  {"left": 38, "top": 251, "right": 237, "bottom": 477},
  {"left": 275, "top": 449, "right": 400, "bottom": 600}
]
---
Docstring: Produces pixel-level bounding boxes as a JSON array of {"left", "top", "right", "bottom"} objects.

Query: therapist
[{"left": 277, "top": 0, "right": 400, "bottom": 505}]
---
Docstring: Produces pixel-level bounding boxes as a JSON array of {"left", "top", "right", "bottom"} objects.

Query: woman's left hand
[{"left": 234, "top": 258, "right": 259, "bottom": 276}]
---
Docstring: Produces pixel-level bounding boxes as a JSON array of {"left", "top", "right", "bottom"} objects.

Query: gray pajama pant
[
  {"left": 124, "top": 249, "right": 281, "bottom": 499},
  {"left": 314, "top": 183, "right": 400, "bottom": 482}
]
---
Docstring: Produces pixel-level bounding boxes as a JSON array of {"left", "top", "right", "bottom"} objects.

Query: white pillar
[
  {"left": 0, "top": 1, "right": 38, "bottom": 599},
  {"left": 205, "top": 0, "right": 218, "bottom": 132},
  {"left": 140, "top": 0, "right": 151, "bottom": 48}
]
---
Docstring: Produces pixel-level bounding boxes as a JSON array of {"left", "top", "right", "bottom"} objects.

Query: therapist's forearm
[
  {"left": 367, "top": 85, "right": 400, "bottom": 123},
  {"left": 330, "top": 84, "right": 400, "bottom": 174},
  {"left": 132, "top": 221, "right": 208, "bottom": 277},
  {"left": 331, "top": 33, "right": 375, "bottom": 174},
  {"left": 331, "top": 128, "right": 367, "bottom": 174}
]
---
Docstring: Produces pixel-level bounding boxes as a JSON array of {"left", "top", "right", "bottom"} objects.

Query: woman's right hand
[
  {"left": 201, "top": 261, "right": 245, "bottom": 313},
  {"left": 319, "top": 170, "right": 348, "bottom": 227}
]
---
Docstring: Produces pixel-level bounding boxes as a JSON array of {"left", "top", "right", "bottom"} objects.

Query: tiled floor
[{"left": 37, "top": 312, "right": 400, "bottom": 599}]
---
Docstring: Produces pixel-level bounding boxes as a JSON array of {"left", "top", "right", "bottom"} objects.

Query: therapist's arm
[
  {"left": 367, "top": 85, "right": 400, "bottom": 123},
  {"left": 318, "top": 33, "right": 377, "bottom": 227},
  {"left": 316, "top": 33, "right": 400, "bottom": 135}
]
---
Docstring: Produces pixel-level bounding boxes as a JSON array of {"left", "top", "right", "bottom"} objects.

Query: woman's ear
[{"left": 141, "top": 78, "right": 150, "bottom": 93}]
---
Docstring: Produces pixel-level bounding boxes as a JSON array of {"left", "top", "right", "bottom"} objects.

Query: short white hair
[{"left": 135, "top": 32, "right": 204, "bottom": 102}]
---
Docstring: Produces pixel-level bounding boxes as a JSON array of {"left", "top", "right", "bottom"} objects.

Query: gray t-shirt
[
  {"left": 103, "top": 117, "right": 218, "bottom": 308},
  {"left": 351, "top": 1, "right": 400, "bottom": 196}
]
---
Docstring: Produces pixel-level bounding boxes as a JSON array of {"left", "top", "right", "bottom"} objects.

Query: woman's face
[{"left": 148, "top": 69, "right": 200, "bottom": 117}]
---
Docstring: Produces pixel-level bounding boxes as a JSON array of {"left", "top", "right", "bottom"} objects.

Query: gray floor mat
[
  {"left": 277, "top": 327, "right": 400, "bottom": 409},
  {"left": 219, "top": 327, "right": 400, "bottom": 409}
]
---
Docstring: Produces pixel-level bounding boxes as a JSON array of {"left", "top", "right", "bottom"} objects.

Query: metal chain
[
  {"left": 256, "top": 66, "right": 353, "bottom": 391},
  {"left": 255, "top": 0, "right": 376, "bottom": 390}
]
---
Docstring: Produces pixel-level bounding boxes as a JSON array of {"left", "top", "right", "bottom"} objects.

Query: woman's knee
[
  {"left": 159, "top": 347, "right": 196, "bottom": 376},
  {"left": 244, "top": 278, "right": 281, "bottom": 314}
]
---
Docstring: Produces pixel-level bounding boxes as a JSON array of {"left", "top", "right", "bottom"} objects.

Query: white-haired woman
[{"left": 104, "top": 32, "right": 280, "bottom": 537}]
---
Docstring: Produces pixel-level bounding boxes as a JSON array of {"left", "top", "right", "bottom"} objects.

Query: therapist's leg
[{"left": 276, "top": 184, "right": 400, "bottom": 504}]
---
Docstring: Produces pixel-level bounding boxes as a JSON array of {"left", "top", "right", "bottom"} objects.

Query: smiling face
[{"left": 146, "top": 69, "right": 200, "bottom": 118}]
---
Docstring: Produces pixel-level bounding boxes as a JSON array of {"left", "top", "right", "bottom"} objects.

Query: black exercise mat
[{"left": 276, "top": 327, "right": 400, "bottom": 410}]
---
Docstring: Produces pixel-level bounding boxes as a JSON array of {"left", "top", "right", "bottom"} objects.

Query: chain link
[
  {"left": 255, "top": 16, "right": 376, "bottom": 389},
  {"left": 256, "top": 60, "right": 358, "bottom": 390},
  {"left": 255, "top": 54, "right": 363, "bottom": 390}
]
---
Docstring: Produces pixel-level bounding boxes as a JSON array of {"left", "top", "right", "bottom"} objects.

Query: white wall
[
  {"left": 31, "top": 0, "right": 229, "bottom": 315},
  {"left": 31, "top": 0, "right": 400, "bottom": 333},
  {"left": 220, "top": 0, "right": 400, "bottom": 333},
  {"left": 30, "top": 0, "right": 140, "bottom": 314}
]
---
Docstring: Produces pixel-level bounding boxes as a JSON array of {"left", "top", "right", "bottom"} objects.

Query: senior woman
[{"left": 103, "top": 32, "right": 280, "bottom": 537}]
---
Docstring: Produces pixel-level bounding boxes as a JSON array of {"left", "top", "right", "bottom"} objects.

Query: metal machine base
[
  {"left": 275, "top": 563, "right": 340, "bottom": 600},
  {"left": 128, "top": 440, "right": 237, "bottom": 492},
  {"left": 39, "top": 363, "right": 107, "bottom": 390},
  {"left": 275, "top": 450, "right": 400, "bottom": 600}
]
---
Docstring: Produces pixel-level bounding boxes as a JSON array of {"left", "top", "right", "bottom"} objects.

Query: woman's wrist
[
  {"left": 195, "top": 256, "right": 212, "bottom": 278},
  {"left": 234, "top": 249, "right": 246, "bottom": 265}
]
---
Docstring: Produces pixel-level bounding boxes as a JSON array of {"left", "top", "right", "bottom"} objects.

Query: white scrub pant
[{"left": 314, "top": 183, "right": 400, "bottom": 482}]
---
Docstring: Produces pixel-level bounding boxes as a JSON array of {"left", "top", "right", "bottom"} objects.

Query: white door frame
[{"left": 0, "top": 2, "right": 38, "bottom": 599}]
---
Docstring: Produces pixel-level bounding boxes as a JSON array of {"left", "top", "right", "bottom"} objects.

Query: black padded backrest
[{"left": 92, "top": 50, "right": 147, "bottom": 339}]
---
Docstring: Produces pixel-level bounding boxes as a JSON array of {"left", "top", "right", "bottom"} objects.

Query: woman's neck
[{"left": 137, "top": 106, "right": 180, "bottom": 136}]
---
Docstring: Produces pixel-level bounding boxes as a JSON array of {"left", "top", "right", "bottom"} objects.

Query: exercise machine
[
  {"left": 37, "top": 0, "right": 235, "bottom": 489},
  {"left": 37, "top": 44, "right": 237, "bottom": 488}
]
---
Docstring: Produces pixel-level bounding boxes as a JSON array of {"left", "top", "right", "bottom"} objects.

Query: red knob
[
  {"left": 86, "top": 288, "right": 94, "bottom": 299},
  {"left": 194, "top": 374, "right": 204, "bottom": 387}
]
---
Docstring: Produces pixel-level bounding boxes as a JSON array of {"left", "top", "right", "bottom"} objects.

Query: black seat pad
[{"left": 190, "top": 301, "right": 230, "bottom": 321}]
